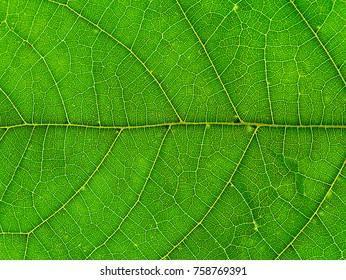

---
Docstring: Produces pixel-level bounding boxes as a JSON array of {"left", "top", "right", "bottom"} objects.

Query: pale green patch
[{"left": 253, "top": 220, "right": 259, "bottom": 231}]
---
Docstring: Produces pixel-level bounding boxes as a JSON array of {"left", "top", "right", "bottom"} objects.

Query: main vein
[{"left": 1, "top": 121, "right": 345, "bottom": 131}]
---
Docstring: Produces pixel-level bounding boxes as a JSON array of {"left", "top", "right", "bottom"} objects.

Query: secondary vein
[
  {"left": 160, "top": 126, "right": 259, "bottom": 259},
  {"left": 275, "top": 157, "right": 346, "bottom": 259}
]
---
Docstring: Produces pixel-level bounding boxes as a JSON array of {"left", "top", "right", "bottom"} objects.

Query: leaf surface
[{"left": 0, "top": 0, "right": 345, "bottom": 259}]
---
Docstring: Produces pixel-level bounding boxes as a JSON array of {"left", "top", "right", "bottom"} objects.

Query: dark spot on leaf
[{"left": 233, "top": 116, "right": 241, "bottom": 123}]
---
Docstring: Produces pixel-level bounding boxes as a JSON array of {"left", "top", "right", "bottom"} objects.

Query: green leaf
[{"left": 0, "top": 0, "right": 345, "bottom": 260}]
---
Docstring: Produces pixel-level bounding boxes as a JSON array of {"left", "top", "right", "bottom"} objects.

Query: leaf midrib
[{"left": 1, "top": 121, "right": 345, "bottom": 130}]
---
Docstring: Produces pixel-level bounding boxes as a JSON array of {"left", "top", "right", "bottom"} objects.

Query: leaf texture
[{"left": 0, "top": 0, "right": 345, "bottom": 259}]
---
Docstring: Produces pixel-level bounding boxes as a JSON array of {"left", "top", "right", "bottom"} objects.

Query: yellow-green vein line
[
  {"left": 1, "top": 121, "right": 345, "bottom": 131},
  {"left": 161, "top": 126, "right": 259, "bottom": 259},
  {"left": 0, "top": 126, "right": 35, "bottom": 202},
  {"left": 26, "top": 129, "right": 122, "bottom": 235},
  {"left": 289, "top": 0, "right": 346, "bottom": 87},
  {"left": 0, "top": 232, "right": 27, "bottom": 235},
  {"left": 0, "top": 86, "right": 26, "bottom": 124},
  {"left": 47, "top": 0, "right": 183, "bottom": 123},
  {"left": 275, "top": 157, "right": 346, "bottom": 259},
  {"left": 264, "top": 33, "right": 275, "bottom": 124},
  {"left": 23, "top": 234, "right": 29, "bottom": 260},
  {"left": 86, "top": 125, "right": 171, "bottom": 259},
  {"left": 5, "top": 23, "right": 70, "bottom": 123},
  {"left": 175, "top": 0, "right": 242, "bottom": 122},
  {"left": 0, "top": 128, "right": 9, "bottom": 143}
]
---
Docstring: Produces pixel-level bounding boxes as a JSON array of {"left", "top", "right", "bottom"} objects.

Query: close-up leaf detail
[{"left": 0, "top": 0, "right": 345, "bottom": 260}]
